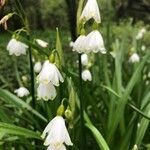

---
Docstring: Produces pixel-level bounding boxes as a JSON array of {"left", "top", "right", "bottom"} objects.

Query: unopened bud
[
  {"left": 57, "top": 104, "right": 65, "bottom": 116},
  {"left": 132, "top": 145, "right": 138, "bottom": 150},
  {"left": 49, "top": 53, "right": 55, "bottom": 63},
  {"left": 65, "top": 108, "right": 73, "bottom": 120}
]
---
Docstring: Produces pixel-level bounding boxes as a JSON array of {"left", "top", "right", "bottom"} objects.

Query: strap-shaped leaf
[
  {"left": 0, "top": 122, "right": 41, "bottom": 139},
  {"left": 0, "top": 89, "right": 47, "bottom": 123}
]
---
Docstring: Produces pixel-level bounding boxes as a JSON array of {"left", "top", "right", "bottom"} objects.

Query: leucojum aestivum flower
[{"left": 3, "top": 0, "right": 108, "bottom": 149}]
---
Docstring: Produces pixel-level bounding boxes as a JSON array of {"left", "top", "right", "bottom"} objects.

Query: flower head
[
  {"left": 81, "top": 54, "right": 88, "bottom": 66},
  {"left": 136, "top": 28, "right": 146, "bottom": 40},
  {"left": 35, "top": 39, "right": 48, "bottom": 48},
  {"left": 129, "top": 53, "right": 140, "bottom": 63},
  {"left": 80, "top": 0, "right": 101, "bottom": 23},
  {"left": 41, "top": 116, "right": 73, "bottom": 149},
  {"left": 37, "top": 60, "right": 64, "bottom": 86},
  {"left": 72, "top": 35, "right": 87, "bottom": 53},
  {"left": 86, "top": 30, "right": 106, "bottom": 54},
  {"left": 37, "top": 82, "right": 56, "bottom": 100},
  {"left": 14, "top": 87, "right": 29, "bottom": 97},
  {"left": 34, "top": 62, "right": 42, "bottom": 73},
  {"left": 82, "top": 69, "right": 92, "bottom": 81},
  {"left": 7, "top": 38, "right": 28, "bottom": 56}
]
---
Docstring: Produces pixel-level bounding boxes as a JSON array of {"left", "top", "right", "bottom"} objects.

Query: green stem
[
  {"left": 27, "top": 34, "right": 36, "bottom": 109},
  {"left": 13, "top": 57, "right": 23, "bottom": 87},
  {"left": 78, "top": 53, "right": 86, "bottom": 149}
]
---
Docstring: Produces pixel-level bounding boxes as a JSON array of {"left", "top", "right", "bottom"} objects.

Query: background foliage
[{"left": 0, "top": 0, "right": 150, "bottom": 150}]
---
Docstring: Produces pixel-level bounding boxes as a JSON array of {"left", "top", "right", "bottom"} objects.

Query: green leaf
[
  {"left": 0, "top": 122, "right": 41, "bottom": 139},
  {"left": 135, "top": 103, "right": 150, "bottom": 145},
  {"left": 0, "top": 89, "right": 47, "bottom": 123},
  {"left": 68, "top": 78, "right": 76, "bottom": 117},
  {"left": 55, "top": 28, "right": 64, "bottom": 67},
  {"left": 84, "top": 114, "right": 110, "bottom": 150},
  {"left": 108, "top": 53, "right": 150, "bottom": 141}
]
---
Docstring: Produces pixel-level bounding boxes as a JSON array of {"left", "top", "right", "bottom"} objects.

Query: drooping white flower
[
  {"left": 14, "top": 87, "right": 29, "bottom": 97},
  {"left": 41, "top": 116, "right": 73, "bottom": 148},
  {"left": 37, "top": 82, "right": 56, "bottom": 100},
  {"left": 7, "top": 39, "right": 28, "bottom": 56},
  {"left": 86, "top": 30, "right": 106, "bottom": 54},
  {"left": 82, "top": 69, "right": 92, "bottom": 81},
  {"left": 72, "top": 35, "right": 87, "bottom": 53},
  {"left": 35, "top": 39, "right": 48, "bottom": 48},
  {"left": 80, "top": 0, "right": 101, "bottom": 23},
  {"left": 34, "top": 62, "right": 42, "bottom": 73},
  {"left": 141, "top": 45, "right": 146, "bottom": 51},
  {"left": 136, "top": 28, "right": 146, "bottom": 40},
  {"left": 81, "top": 54, "right": 88, "bottom": 66},
  {"left": 129, "top": 53, "right": 140, "bottom": 63},
  {"left": 38, "top": 60, "right": 64, "bottom": 86}
]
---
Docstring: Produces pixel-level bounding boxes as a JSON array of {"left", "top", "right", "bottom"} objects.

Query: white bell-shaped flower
[
  {"left": 37, "top": 82, "right": 56, "bottom": 101},
  {"left": 47, "top": 144, "right": 66, "bottom": 150},
  {"left": 7, "top": 39, "right": 28, "bottom": 56},
  {"left": 81, "top": 54, "right": 88, "bottom": 66},
  {"left": 82, "top": 69, "right": 92, "bottom": 81},
  {"left": 41, "top": 116, "right": 73, "bottom": 148},
  {"left": 34, "top": 62, "right": 42, "bottom": 73},
  {"left": 86, "top": 30, "right": 106, "bottom": 54},
  {"left": 141, "top": 45, "right": 146, "bottom": 51},
  {"left": 80, "top": 0, "right": 101, "bottom": 23},
  {"left": 129, "top": 53, "right": 140, "bottom": 63},
  {"left": 35, "top": 39, "right": 48, "bottom": 48},
  {"left": 72, "top": 35, "right": 87, "bottom": 53},
  {"left": 38, "top": 60, "right": 64, "bottom": 86},
  {"left": 136, "top": 28, "right": 146, "bottom": 40},
  {"left": 14, "top": 87, "right": 29, "bottom": 97}
]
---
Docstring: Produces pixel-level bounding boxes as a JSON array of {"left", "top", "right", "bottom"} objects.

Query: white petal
[
  {"left": 37, "top": 82, "right": 57, "bottom": 100},
  {"left": 36, "top": 39, "right": 48, "bottom": 48},
  {"left": 38, "top": 61, "right": 64, "bottom": 86},
  {"left": 86, "top": 30, "right": 106, "bottom": 54},
  {"left": 129, "top": 53, "right": 140, "bottom": 63},
  {"left": 47, "top": 144, "right": 66, "bottom": 150},
  {"left": 42, "top": 116, "right": 72, "bottom": 147},
  {"left": 7, "top": 39, "right": 28, "bottom": 56},
  {"left": 81, "top": 54, "right": 88, "bottom": 66},
  {"left": 34, "top": 62, "right": 42, "bottom": 73},
  {"left": 80, "top": 0, "right": 101, "bottom": 23},
  {"left": 14, "top": 87, "right": 29, "bottom": 97},
  {"left": 73, "top": 35, "right": 87, "bottom": 53},
  {"left": 82, "top": 69, "right": 92, "bottom": 81}
]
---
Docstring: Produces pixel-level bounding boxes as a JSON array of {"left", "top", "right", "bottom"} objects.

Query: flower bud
[
  {"left": 49, "top": 53, "right": 55, "bottom": 63},
  {"left": 57, "top": 104, "right": 65, "bottom": 116},
  {"left": 65, "top": 108, "right": 73, "bottom": 120}
]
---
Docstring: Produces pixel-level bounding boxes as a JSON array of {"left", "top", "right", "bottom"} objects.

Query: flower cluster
[
  {"left": 72, "top": 0, "right": 106, "bottom": 54},
  {"left": 37, "top": 60, "right": 64, "bottom": 101}
]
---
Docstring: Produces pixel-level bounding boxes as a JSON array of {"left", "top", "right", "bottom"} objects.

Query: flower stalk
[
  {"left": 27, "top": 34, "right": 36, "bottom": 109},
  {"left": 78, "top": 53, "right": 86, "bottom": 149}
]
